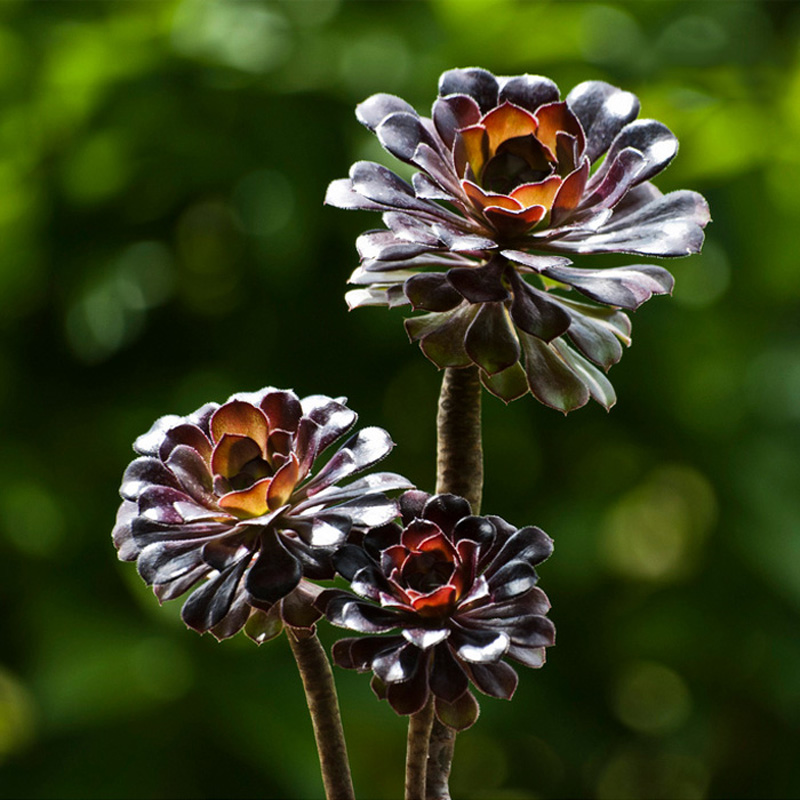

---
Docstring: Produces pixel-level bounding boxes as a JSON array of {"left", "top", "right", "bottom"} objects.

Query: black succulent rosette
[
  {"left": 112, "top": 388, "right": 412, "bottom": 640},
  {"left": 327, "top": 67, "right": 710, "bottom": 411},
  {"left": 316, "top": 491, "right": 555, "bottom": 730}
]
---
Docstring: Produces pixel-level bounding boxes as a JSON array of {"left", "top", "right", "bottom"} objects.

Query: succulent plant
[
  {"left": 327, "top": 67, "right": 710, "bottom": 411},
  {"left": 113, "top": 388, "right": 412, "bottom": 639},
  {"left": 317, "top": 491, "right": 555, "bottom": 729}
]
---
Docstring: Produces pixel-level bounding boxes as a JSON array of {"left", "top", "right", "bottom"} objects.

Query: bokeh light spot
[
  {"left": 0, "top": 668, "right": 35, "bottom": 763},
  {"left": 672, "top": 239, "right": 730, "bottom": 308},
  {"left": 612, "top": 661, "right": 692, "bottom": 735},
  {"left": 171, "top": 1, "right": 292, "bottom": 74},
  {"left": 745, "top": 342, "right": 800, "bottom": 423},
  {"left": 131, "top": 637, "right": 194, "bottom": 702},
  {"left": 450, "top": 731, "right": 508, "bottom": 796},
  {"left": 658, "top": 15, "right": 727, "bottom": 65},
  {"left": 580, "top": 6, "right": 644, "bottom": 67},
  {"left": 600, "top": 465, "right": 716, "bottom": 582},
  {"left": 60, "top": 130, "right": 129, "bottom": 204},
  {"left": 176, "top": 201, "right": 243, "bottom": 315},
  {"left": 232, "top": 169, "right": 294, "bottom": 238},
  {"left": 339, "top": 32, "right": 410, "bottom": 95},
  {"left": 596, "top": 749, "right": 710, "bottom": 800},
  {"left": 0, "top": 481, "right": 66, "bottom": 558},
  {"left": 66, "top": 242, "right": 174, "bottom": 363}
]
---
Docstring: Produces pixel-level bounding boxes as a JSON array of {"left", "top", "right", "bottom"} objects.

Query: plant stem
[
  {"left": 405, "top": 698, "right": 435, "bottom": 800},
  {"left": 426, "top": 721, "right": 456, "bottom": 800},
  {"left": 428, "top": 365, "right": 484, "bottom": 800},
  {"left": 435, "top": 366, "right": 483, "bottom": 513},
  {"left": 287, "top": 627, "right": 356, "bottom": 800}
]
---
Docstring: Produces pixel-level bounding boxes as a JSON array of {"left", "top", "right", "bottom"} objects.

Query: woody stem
[
  {"left": 287, "top": 627, "right": 356, "bottom": 800},
  {"left": 426, "top": 365, "right": 484, "bottom": 800}
]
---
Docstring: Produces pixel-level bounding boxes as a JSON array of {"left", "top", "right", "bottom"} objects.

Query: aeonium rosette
[
  {"left": 316, "top": 491, "right": 555, "bottom": 730},
  {"left": 112, "top": 387, "right": 412, "bottom": 640},
  {"left": 327, "top": 67, "right": 710, "bottom": 412}
]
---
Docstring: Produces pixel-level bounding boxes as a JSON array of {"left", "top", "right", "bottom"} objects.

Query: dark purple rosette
[
  {"left": 112, "top": 388, "right": 413, "bottom": 640},
  {"left": 327, "top": 67, "right": 710, "bottom": 412},
  {"left": 316, "top": 491, "right": 555, "bottom": 730}
]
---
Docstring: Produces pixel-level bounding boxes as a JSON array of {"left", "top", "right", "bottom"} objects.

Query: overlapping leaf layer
[
  {"left": 113, "top": 388, "right": 411, "bottom": 639},
  {"left": 329, "top": 68, "right": 710, "bottom": 411},
  {"left": 317, "top": 491, "right": 555, "bottom": 729}
]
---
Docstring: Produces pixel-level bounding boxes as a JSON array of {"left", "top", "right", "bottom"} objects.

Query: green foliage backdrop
[{"left": 1, "top": 1, "right": 800, "bottom": 797}]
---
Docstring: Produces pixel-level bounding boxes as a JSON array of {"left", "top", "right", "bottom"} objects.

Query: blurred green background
[{"left": 1, "top": 0, "right": 799, "bottom": 797}]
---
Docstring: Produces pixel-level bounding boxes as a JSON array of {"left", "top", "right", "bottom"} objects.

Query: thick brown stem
[
  {"left": 426, "top": 718, "right": 456, "bottom": 800},
  {"left": 435, "top": 366, "right": 483, "bottom": 513},
  {"left": 428, "top": 366, "right": 484, "bottom": 799},
  {"left": 405, "top": 698, "right": 435, "bottom": 800},
  {"left": 287, "top": 628, "right": 355, "bottom": 800}
]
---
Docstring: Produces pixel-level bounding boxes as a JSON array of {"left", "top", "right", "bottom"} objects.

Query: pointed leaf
[
  {"left": 180, "top": 558, "right": 247, "bottom": 633},
  {"left": 552, "top": 340, "right": 617, "bottom": 410},
  {"left": 245, "top": 532, "right": 302, "bottom": 605},
  {"left": 509, "top": 274, "right": 571, "bottom": 341},
  {"left": 464, "top": 302, "right": 521, "bottom": 376},
  {"left": 435, "top": 690, "right": 480, "bottom": 730},
  {"left": 245, "top": 605, "right": 284, "bottom": 644},
  {"left": 480, "top": 362, "right": 529, "bottom": 403},
  {"left": 405, "top": 273, "right": 463, "bottom": 312},
  {"left": 467, "top": 661, "right": 519, "bottom": 699},
  {"left": 520, "top": 334, "right": 589, "bottom": 413},
  {"left": 430, "top": 644, "right": 469, "bottom": 703}
]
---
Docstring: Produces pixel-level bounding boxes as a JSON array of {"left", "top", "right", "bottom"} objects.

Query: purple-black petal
[
  {"left": 351, "top": 161, "right": 434, "bottom": 214},
  {"left": 432, "top": 94, "right": 482, "bottom": 149},
  {"left": 423, "top": 494, "right": 473, "bottom": 533},
  {"left": 333, "top": 544, "right": 375, "bottom": 581},
  {"left": 487, "top": 526, "right": 554, "bottom": 572},
  {"left": 498, "top": 74, "right": 560, "bottom": 113},
  {"left": 386, "top": 655, "right": 430, "bottom": 715},
  {"left": 595, "top": 119, "right": 678, "bottom": 187},
  {"left": 543, "top": 264, "right": 674, "bottom": 310},
  {"left": 357, "top": 230, "right": 434, "bottom": 262},
  {"left": 405, "top": 273, "right": 464, "bottom": 312},
  {"left": 509, "top": 275, "right": 571, "bottom": 342},
  {"left": 299, "top": 395, "right": 357, "bottom": 454},
  {"left": 180, "top": 557, "right": 248, "bottom": 633},
  {"left": 446, "top": 261, "right": 510, "bottom": 304},
  {"left": 356, "top": 93, "right": 418, "bottom": 131},
  {"left": 373, "top": 641, "right": 421, "bottom": 683},
  {"left": 464, "top": 302, "right": 520, "bottom": 376},
  {"left": 439, "top": 67, "right": 499, "bottom": 113},
  {"left": 245, "top": 531, "right": 302, "bottom": 605},
  {"left": 325, "top": 178, "right": 392, "bottom": 212},
  {"left": 430, "top": 644, "right": 470, "bottom": 703},
  {"left": 305, "top": 427, "right": 394, "bottom": 494},
  {"left": 376, "top": 112, "right": 436, "bottom": 165},
  {"left": 325, "top": 594, "right": 401, "bottom": 633},
  {"left": 450, "top": 627, "right": 509, "bottom": 664},
  {"left": 566, "top": 80, "right": 640, "bottom": 163},
  {"left": 137, "top": 539, "right": 206, "bottom": 586},
  {"left": 488, "top": 561, "right": 539, "bottom": 602},
  {"left": 112, "top": 501, "right": 139, "bottom": 561},
  {"left": 466, "top": 661, "right": 519, "bottom": 699},
  {"left": 120, "top": 457, "right": 181, "bottom": 501}
]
